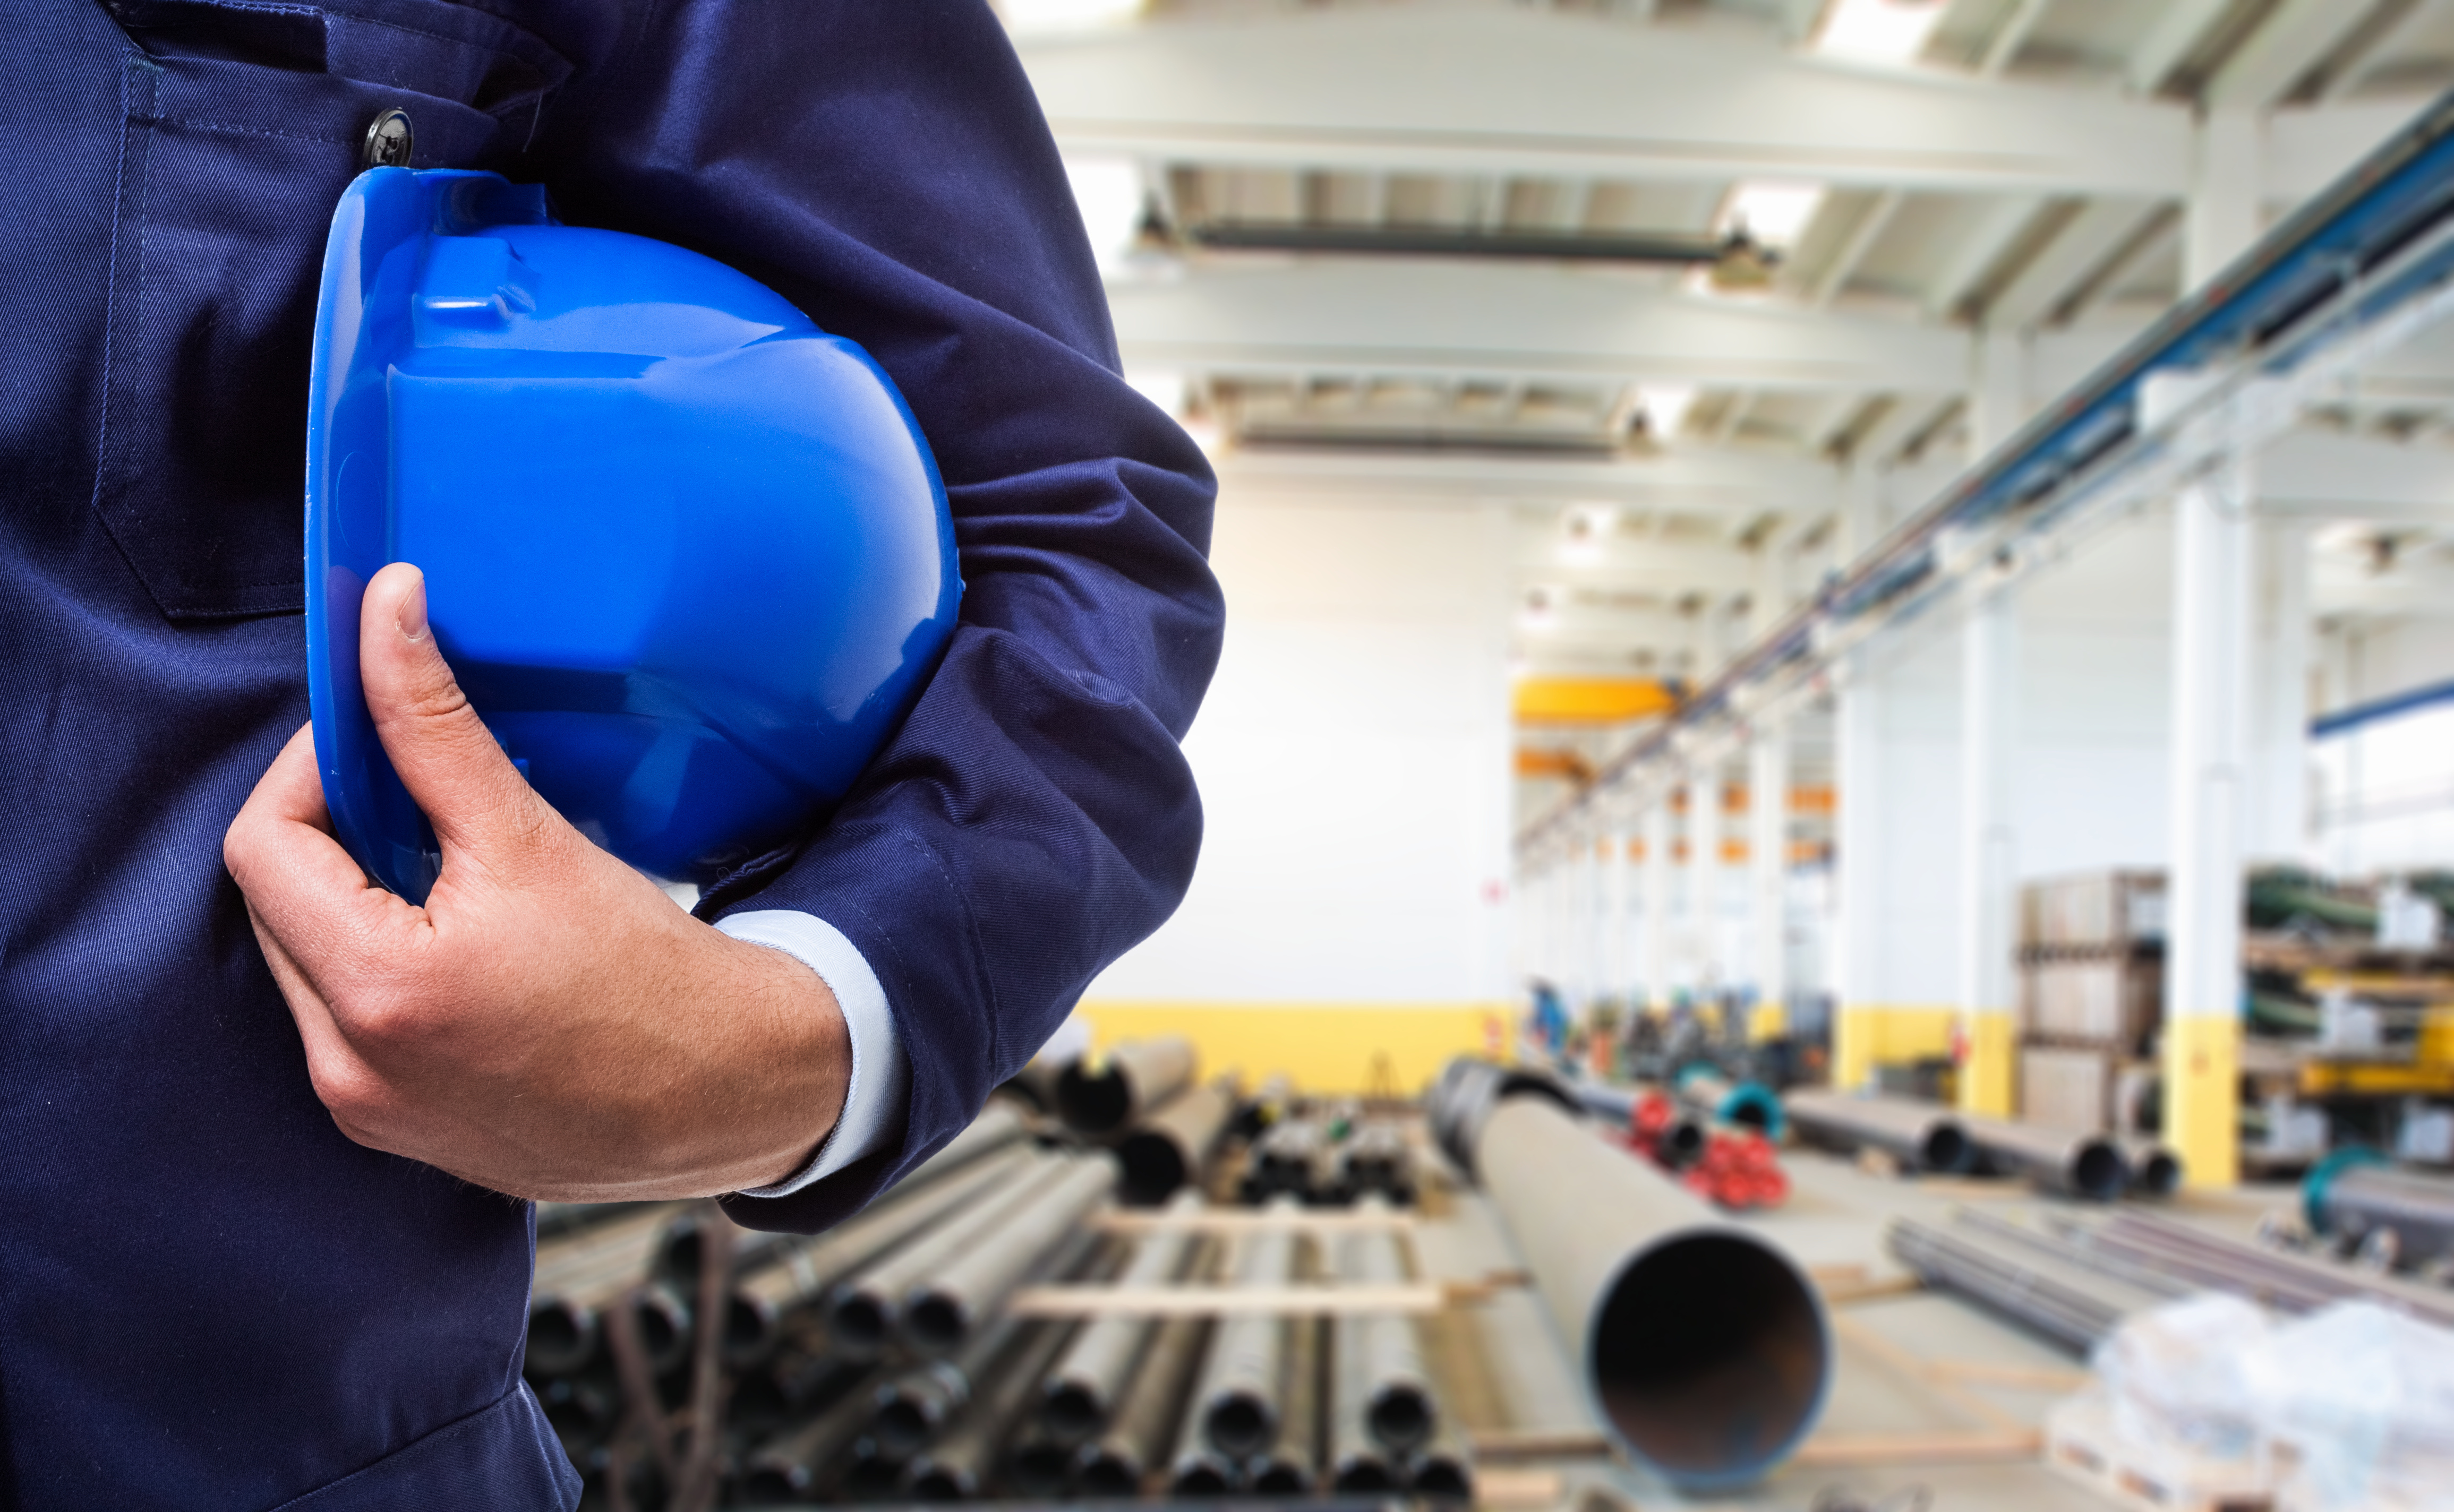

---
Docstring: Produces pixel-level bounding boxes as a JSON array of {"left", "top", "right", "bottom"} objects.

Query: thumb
[{"left": 360, "top": 562, "right": 547, "bottom": 864}]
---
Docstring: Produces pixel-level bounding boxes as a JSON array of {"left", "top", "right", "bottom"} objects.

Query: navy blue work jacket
[{"left": 0, "top": 1, "right": 1221, "bottom": 1504}]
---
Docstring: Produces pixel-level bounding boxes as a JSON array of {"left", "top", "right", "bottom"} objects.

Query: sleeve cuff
[{"left": 715, "top": 909, "right": 909, "bottom": 1198}]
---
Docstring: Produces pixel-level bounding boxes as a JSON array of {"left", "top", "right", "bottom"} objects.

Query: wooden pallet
[{"left": 2045, "top": 1397, "right": 2277, "bottom": 1512}]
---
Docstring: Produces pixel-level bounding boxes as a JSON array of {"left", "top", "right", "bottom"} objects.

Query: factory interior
[{"left": 543, "top": 2, "right": 2454, "bottom": 1509}]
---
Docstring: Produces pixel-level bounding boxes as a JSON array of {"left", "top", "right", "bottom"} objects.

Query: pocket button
[{"left": 362, "top": 109, "right": 414, "bottom": 169}]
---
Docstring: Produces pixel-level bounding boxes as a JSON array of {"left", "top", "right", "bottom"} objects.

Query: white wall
[{"left": 1084, "top": 492, "right": 1514, "bottom": 1003}]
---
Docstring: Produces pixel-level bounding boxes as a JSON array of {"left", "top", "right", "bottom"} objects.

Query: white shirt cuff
[{"left": 715, "top": 910, "right": 908, "bottom": 1199}]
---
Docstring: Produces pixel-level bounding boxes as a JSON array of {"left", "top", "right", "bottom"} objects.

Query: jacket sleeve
[{"left": 516, "top": 0, "right": 1224, "bottom": 1231}]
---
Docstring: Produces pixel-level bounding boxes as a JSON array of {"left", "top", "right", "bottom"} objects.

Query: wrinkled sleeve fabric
[{"left": 517, "top": 1, "right": 1222, "bottom": 1231}]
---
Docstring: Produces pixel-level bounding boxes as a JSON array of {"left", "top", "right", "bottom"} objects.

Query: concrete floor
[{"left": 1410, "top": 1146, "right": 2309, "bottom": 1512}]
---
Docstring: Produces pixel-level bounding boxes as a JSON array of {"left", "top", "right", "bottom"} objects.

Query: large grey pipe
[
  {"left": 829, "top": 1152, "right": 1071, "bottom": 1358},
  {"left": 905, "top": 1151, "right": 1119, "bottom": 1354},
  {"left": 1057, "top": 1037, "right": 1198, "bottom": 1138},
  {"left": 1078, "top": 1253, "right": 1216, "bottom": 1496},
  {"left": 1472, "top": 1083, "right": 1831, "bottom": 1492},
  {"left": 1783, "top": 1089, "right": 1976, "bottom": 1174},
  {"left": 726, "top": 1145, "right": 1033, "bottom": 1368},
  {"left": 1960, "top": 1114, "right": 2127, "bottom": 1201},
  {"left": 2306, "top": 1155, "right": 2454, "bottom": 1270},
  {"left": 1191, "top": 1202, "right": 1298, "bottom": 1459},
  {"left": 1336, "top": 1196, "right": 1436, "bottom": 1455},
  {"left": 1116, "top": 1079, "right": 1235, "bottom": 1206},
  {"left": 1040, "top": 1192, "right": 1204, "bottom": 1442}
]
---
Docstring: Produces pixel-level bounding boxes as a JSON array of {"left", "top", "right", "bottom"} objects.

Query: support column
[
  {"left": 1748, "top": 726, "right": 1790, "bottom": 1043},
  {"left": 1834, "top": 465, "right": 1887, "bottom": 1092},
  {"left": 1643, "top": 800, "right": 1673, "bottom": 1013},
  {"left": 1689, "top": 760, "right": 1725, "bottom": 1025},
  {"left": 2157, "top": 105, "right": 2261, "bottom": 1188},
  {"left": 2166, "top": 461, "right": 2252, "bottom": 1189},
  {"left": 1957, "top": 589, "right": 2019, "bottom": 1116},
  {"left": 1567, "top": 835, "right": 1598, "bottom": 1014},
  {"left": 1604, "top": 823, "right": 1634, "bottom": 1010}
]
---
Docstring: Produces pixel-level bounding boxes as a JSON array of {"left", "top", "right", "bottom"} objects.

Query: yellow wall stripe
[{"left": 1074, "top": 1002, "right": 1511, "bottom": 1097}]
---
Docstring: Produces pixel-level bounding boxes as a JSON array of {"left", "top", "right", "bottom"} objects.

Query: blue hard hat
[{"left": 306, "top": 169, "right": 960, "bottom": 903}]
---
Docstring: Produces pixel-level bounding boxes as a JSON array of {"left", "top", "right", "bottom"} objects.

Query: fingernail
[{"left": 397, "top": 572, "right": 429, "bottom": 642}]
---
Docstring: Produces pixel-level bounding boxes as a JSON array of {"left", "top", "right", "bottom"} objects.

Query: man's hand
[{"left": 226, "top": 563, "right": 849, "bottom": 1201}]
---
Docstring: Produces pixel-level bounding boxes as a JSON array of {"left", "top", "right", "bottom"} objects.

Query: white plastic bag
[
  {"left": 2092, "top": 1293, "right": 2272, "bottom": 1462},
  {"left": 2245, "top": 1301, "right": 2454, "bottom": 1510}
]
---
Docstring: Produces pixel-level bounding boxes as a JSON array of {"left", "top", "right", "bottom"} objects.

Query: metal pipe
[
  {"left": 1404, "top": 1421, "right": 1475, "bottom": 1503},
  {"left": 1233, "top": 1072, "right": 1294, "bottom": 1140},
  {"left": 901, "top": 1319, "right": 1080, "bottom": 1501},
  {"left": 905, "top": 1095, "right": 1035, "bottom": 1185},
  {"left": 525, "top": 1203, "right": 685, "bottom": 1377},
  {"left": 1675, "top": 1068, "right": 1786, "bottom": 1139},
  {"left": 1249, "top": 1313, "right": 1321, "bottom": 1496},
  {"left": 1959, "top": 1114, "right": 2127, "bottom": 1201},
  {"left": 828, "top": 1150, "right": 1071, "bottom": 1358},
  {"left": 735, "top": 1364, "right": 885, "bottom": 1504},
  {"left": 1887, "top": 1212, "right": 2181, "bottom": 1352},
  {"left": 1470, "top": 1083, "right": 1831, "bottom": 1492},
  {"left": 1117, "top": 1080, "right": 1235, "bottom": 1207},
  {"left": 871, "top": 1228, "right": 1108, "bottom": 1458},
  {"left": 1333, "top": 1121, "right": 1415, "bottom": 1204},
  {"left": 1040, "top": 1192, "right": 1204, "bottom": 1443},
  {"left": 728, "top": 1144, "right": 1034, "bottom": 1368},
  {"left": 1190, "top": 1201, "right": 1299, "bottom": 1459},
  {"left": 1410, "top": 1191, "right": 1603, "bottom": 1443},
  {"left": 1246, "top": 1116, "right": 1329, "bottom": 1202},
  {"left": 1782, "top": 1089, "right": 1976, "bottom": 1174},
  {"left": 1336, "top": 1196, "right": 1435, "bottom": 1455},
  {"left": 905, "top": 1152, "right": 1119, "bottom": 1354},
  {"left": 1057, "top": 1036, "right": 1197, "bottom": 1138},
  {"left": 1078, "top": 1249, "right": 1218, "bottom": 1498},
  {"left": 1326, "top": 1361, "right": 1398, "bottom": 1495},
  {"left": 2305, "top": 1151, "right": 2454, "bottom": 1270},
  {"left": 1426, "top": 1059, "right": 1576, "bottom": 1177},
  {"left": 2121, "top": 1139, "right": 2183, "bottom": 1198},
  {"left": 1570, "top": 1081, "right": 1706, "bottom": 1169}
]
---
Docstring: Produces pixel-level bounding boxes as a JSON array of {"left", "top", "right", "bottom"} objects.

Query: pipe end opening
[
  {"left": 2073, "top": 1140, "right": 2126, "bottom": 1202},
  {"left": 904, "top": 1293, "right": 966, "bottom": 1353},
  {"left": 1410, "top": 1456, "right": 1474, "bottom": 1500},
  {"left": 829, "top": 1293, "right": 890, "bottom": 1356},
  {"left": 1331, "top": 1456, "right": 1398, "bottom": 1493},
  {"left": 2134, "top": 1150, "right": 2182, "bottom": 1197},
  {"left": 1202, "top": 1396, "right": 1272, "bottom": 1459},
  {"left": 1078, "top": 1451, "right": 1139, "bottom": 1498},
  {"left": 1592, "top": 1231, "right": 1829, "bottom": 1490},
  {"left": 1117, "top": 1134, "right": 1190, "bottom": 1207},
  {"left": 1922, "top": 1126, "right": 1973, "bottom": 1174},
  {"left": 1367, "top": 1387, "right": 1434, "bottom": 1452},
  {"left": 1057, "top": 1065, "right": 1132, "bottom": 1135}
]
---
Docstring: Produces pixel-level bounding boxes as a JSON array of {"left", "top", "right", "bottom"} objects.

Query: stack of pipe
[
  {"left": 1116, "top": 1078, "right": 1236, "bottom": 1207},
  {"left": 1243, "top": 1116, "right": 1328, "bottom": 1203},
  {"left": 1433, "top": 1058, "right": 1829, "bottom": 1493},
  {"left": 1333, "top": 1121, "right": 1416, "bottom": 1205},
  {"left": 899, "top": 1320, "right": 1081, "bottom": 1500},
  {"left": 2302, "top": 1150, "right": 2454, "bottom": 1273},
  {"left": 828, "top": 1148, "right": 1115, "bottom": 1358},
  {"left": 2075, "top": 1209, "right": 2454, "bottom": 1327},
  {"left": 1958, "top": 1114, "right": 2128, "bottom": 1201},
  {"left": 905, "top": 1154, "right": 1118, "bottom": 1353},
  {"left": 1038, "top": 1191, "right": 1207, "bottom": 1444},
  {"left": 1173, "top": 1201, "right": 1299, "bottom": 1493},
  {"left": 1782, "top": 1089, "right": 1976, "bottom": 1174},
  {"left": 1329, "top": 1197, "right": 1441, "bottom": 1494},
  {"left": 1887, "top": 1209, "right": 2184, "bottom": 1352},
  {"left": 726, "top": 1145, "right": 1037, "bottom": 1371},
  {"left": 1076, "top": 1247, "right": 1217, "bottom": 1497},
  {"left": 2120, "top": 1139, "right": 2184, "bottom": 1198},
  {"left": 1057, "top": 1037, "right": 1197, "bottom": 1139},
  {"left": 526, "top": 1203, "right": 688, "bottom": 1380}
]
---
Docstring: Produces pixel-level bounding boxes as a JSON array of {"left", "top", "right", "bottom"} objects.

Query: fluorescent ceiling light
[
  {"left": 1636, "top": 385, "right": 1696, "bottom": 437},
  {"left": 1001, "top": 0, "right": 1145, "bottom": 32},
  {"left": 1063, "top": 156, "right": 1143, "bottom": 272},
  {"left": 1718, "top": 182, "right": 1825, "bottom": 251},
  {"left": 1815, "top": 0, "right": 1948, "bottom": 64}
]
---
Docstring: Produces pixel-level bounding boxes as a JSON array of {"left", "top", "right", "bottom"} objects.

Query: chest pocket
[{"left": 92, "top": 3, "right": 566, "bottom": 620}]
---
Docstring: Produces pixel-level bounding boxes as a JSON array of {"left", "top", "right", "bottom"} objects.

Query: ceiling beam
[
  {"left": 1111, "top": 261, "right": 1971, "bottom": 394},
  {"left": 1016, "top": 8, "right": 2192, "bottom": 197},
  {"left": 1210, "top": 445, "right": 1841, "bottom": 515},
  {"left": 2268, "top": 97, "right": 2441, "bottom": 205},
  {"left": 2125, "top": 0, "right": 2232, "bottom": 97},
  {"left": 2207, "top": 0, "right": 2389, "bottom": 110},
  {"left": 2259, "top": 431, "right": 2454, "bottom": 521},
  {"left": 1986, "top": 198, "right": 2165, "bottom": 331}
]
